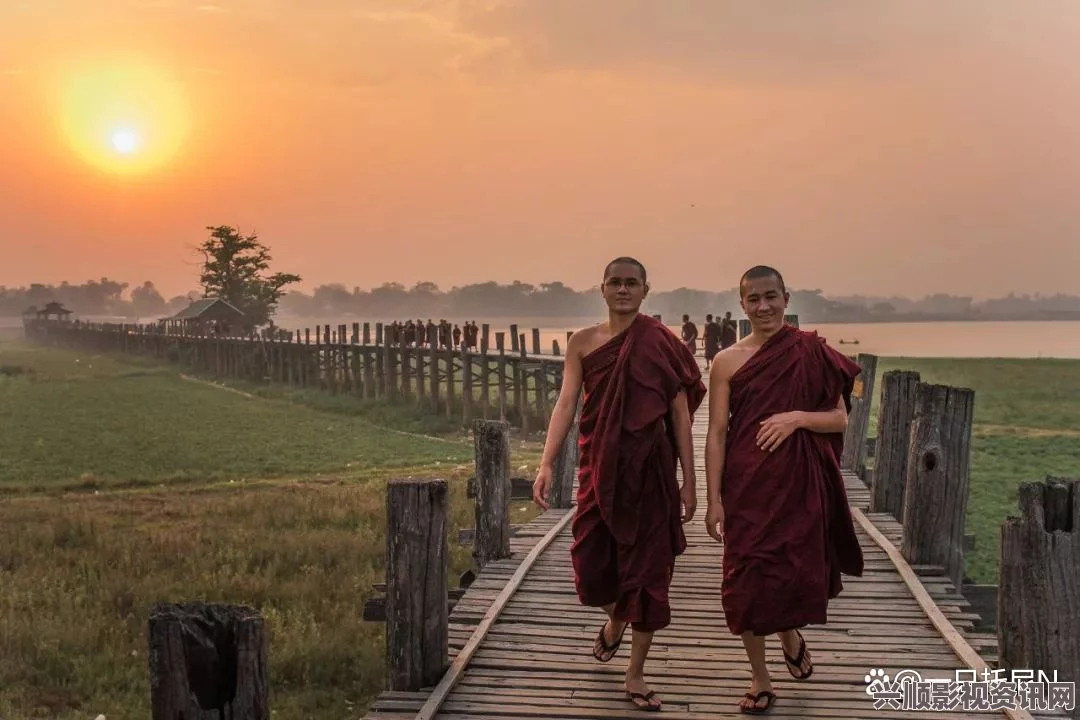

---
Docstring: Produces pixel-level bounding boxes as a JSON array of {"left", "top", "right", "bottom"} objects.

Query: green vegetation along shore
[{"left": 1, "top": 335, "right": 1076, "bottom": 718}]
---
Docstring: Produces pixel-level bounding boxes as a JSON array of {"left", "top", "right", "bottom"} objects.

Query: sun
[{"left": 57, "top": 62, "right": 191, "bottom": 176}]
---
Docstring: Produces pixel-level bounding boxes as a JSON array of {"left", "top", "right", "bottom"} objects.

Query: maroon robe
[
  {"left": 721, "top": 324, "right": 865, "bottom": 636},
  {"left": 570, "top": 314, "right": 706, "bottom": 632}
]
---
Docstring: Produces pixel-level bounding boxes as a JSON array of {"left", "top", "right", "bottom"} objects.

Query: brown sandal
[
  {"left": 626, "top": 690, "right": 662, "bottom": 711},
  {"left": 740, "top": 690, "right": 776, "bottom": 714},
  {"left": 783, "top": 630, "right": 813, "bottom": 680},
  {"left": 591, "top": 619, "right": 627, "bottom": 662}
]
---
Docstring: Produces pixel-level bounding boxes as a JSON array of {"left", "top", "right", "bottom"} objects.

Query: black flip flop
[
  {"left": 626, "top": 690, "right": 662, "bottom": 711},
  {"left": 591, "top": 620, "right": 627, "bottom": 662},
  {"left": 740, "top": 690, "right": 777, "bottom": 714},
  {"left": 783, "top": 630, "right": 813, "bottom": 680}
]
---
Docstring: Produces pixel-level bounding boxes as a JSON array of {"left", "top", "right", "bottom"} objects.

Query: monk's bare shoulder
[
  {"left": 710, "top": 338, "right": 759, "bottom": 384},
  {"left": 566, "top": 324, "right": 605, "bottom": 359}
]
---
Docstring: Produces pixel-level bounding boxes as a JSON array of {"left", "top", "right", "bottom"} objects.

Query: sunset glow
[
  {"left": 1, "top": 2, "right": 1078, "bottom": 298},
  {"left": 56, "top": 63, "right": 190, "bottom": 176}
]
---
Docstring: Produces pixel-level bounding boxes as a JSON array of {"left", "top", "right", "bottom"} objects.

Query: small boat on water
[{"left": 838, "top": 339, "right": 860, "bottom": 345}]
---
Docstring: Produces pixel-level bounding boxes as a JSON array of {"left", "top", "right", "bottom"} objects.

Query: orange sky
[{"left": 2, "top": 0, "right": 1080, "bottom": 299}]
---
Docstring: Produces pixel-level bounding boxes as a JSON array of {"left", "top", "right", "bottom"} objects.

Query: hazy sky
[{"left": 2, "top": 0, "right": 1079, "bottom": 299}]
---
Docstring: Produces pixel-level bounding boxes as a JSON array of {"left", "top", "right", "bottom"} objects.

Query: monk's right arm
[
  {"left": 704, "top": 358, "right": 731, "bottom": 507},
  {"left": 538, "top": 332, "right": 585, "bottom": 471}
]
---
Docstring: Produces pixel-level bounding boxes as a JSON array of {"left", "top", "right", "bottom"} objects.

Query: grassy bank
[
  {"left": 0, "top": 339, "right": 542, "bottom": 719},
  {"left": 868, "top": 357, "right": 1080, "bottom": 584},
  {"left": 2, "top": 337, "right": 1077, "bottom": 717}
]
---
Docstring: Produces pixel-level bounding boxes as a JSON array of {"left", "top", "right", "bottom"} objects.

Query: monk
[
  {"left": 681, "top": 314, "right": 698, "bottom": 355},
  {"left": 703, "top": 313, "right": 720, "bottom": 368},
  {"left": 704, "top": 265, "right": 864, "bottom": 714},
  {"left": 533, "top": 256, "right": 705, "bottom": 711}
]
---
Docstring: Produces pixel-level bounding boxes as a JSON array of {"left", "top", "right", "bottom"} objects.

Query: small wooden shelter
[
  {"left": 164, "top": 297, "right": 245, "bottom": 335},
  {"left": 31, "top": 302, "right": 74, "bottom": 321}
]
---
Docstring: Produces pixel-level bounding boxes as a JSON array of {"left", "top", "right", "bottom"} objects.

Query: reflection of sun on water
[{"left": 57, "top": 63, "right": 190, "bottom": 176}]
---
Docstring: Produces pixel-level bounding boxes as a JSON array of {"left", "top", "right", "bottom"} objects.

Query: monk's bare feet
[
  {"left": 625, "top": 674, "right": 661, "bottom": 711},
  {"left": 779, "top": 629, "right": 813, "bottom": 679},
  {"left": 739, "top": 676, "right": 776, "bottom": 715},
  {"left": 592, "top": 618, "right": 627, "bottom": 662}
]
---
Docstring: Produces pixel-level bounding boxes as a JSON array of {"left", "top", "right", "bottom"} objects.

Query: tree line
[
  {"left": 5, "top": 225, "right": 1079, "bottom": 324},
  {"left": 7, "top": 278, "right": 1080, "bottom": 324}
]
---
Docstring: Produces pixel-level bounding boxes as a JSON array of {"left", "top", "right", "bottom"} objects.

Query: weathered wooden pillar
[
  {"left": 148, "top": 602, "right": 268, "bottom": 720},
  {"left": 509, "top": 324, "right": 519, "bottom": 352},
  {"left": 461, "top": 346, "right": 473, "bottom": 425},
  {"left": 386, "top": 478, "right": 449, "bottom": 691},
  {"left": 531, "top": 328, "right": 541, "bottom": 355},
  {"left": 549, "top": 392, "right": 582, "bottom": 509},
  {"left": 495, "top": 333, "right": 507, "bottom": 422},
  {"left": 870, "top": 370, "right": 921, "bottom": 520},
  {"left": 472, "top": 420, "right": 511, "bottom": 567},
  {"left": 841, "top": 353, "right": 878, "bottom": 474},
  {"left": 900, "top": 383, "right": 975, "bottom": 591},
  {"left": 998, "top": 477, "right": 1080, "bottom": 709}
]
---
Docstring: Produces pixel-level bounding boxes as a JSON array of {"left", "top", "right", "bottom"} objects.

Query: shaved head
[
  {"left": 604, "top": 256, "right": 647, "bottom": 283},
  {"left": 740, "top": 265, "right": 786, "bottom": 296}
]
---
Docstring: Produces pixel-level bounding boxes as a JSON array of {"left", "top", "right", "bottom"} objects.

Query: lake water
[
  {"left": 467, "top": 319, "right": 1080, "bottom": 360},
  {"left": 6, "top": 316, "right": 1078, "bottom": 359}
]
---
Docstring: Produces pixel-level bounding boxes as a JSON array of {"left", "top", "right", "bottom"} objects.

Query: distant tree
[
  {"left": 131, "top": 281, "right": 167, "bottom": 317},
  {"left": 197, "top": 225, "right": 301, "bottom": 328}
]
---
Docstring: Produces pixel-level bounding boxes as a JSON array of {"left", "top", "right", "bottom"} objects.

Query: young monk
[
  {"left": 704, "top": 265, "right": 865, "bottom": 714},
  {"left": 533, "top": 256, "right": 705, "bottom": 711}
]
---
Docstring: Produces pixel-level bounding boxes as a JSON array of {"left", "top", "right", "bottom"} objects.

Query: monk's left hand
[
  {"left": 757, "top": 412, "right": 802, "bottom": 452},
  {"left": 680, "top": 482, "right": 697, "bottom": 523}
]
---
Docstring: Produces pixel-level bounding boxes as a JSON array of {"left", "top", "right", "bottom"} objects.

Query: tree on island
[{"left": 197, "top": 225, "right": 301, "bottom": 329}]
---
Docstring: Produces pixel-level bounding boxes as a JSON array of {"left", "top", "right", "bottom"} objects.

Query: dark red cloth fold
[
  {"left": 570, "top": 314, "right": 706, "bottom": 631},
  {"left": 721, "top": 324, "right": 865, "bottom": 636}
]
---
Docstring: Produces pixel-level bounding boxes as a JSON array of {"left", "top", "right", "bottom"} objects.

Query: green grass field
[
  {"left": 0, "top": 338, "right": 542, "bottom": 719},
  {"left": 1, "top": 336, "right": 1077, "bottom": 718},
  {"left": 868, "top": 357, "right": 1080, "bottom": 584}
]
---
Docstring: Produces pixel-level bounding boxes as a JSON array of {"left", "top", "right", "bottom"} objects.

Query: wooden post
[
  {"left": 472, "top": 420, "right": 511, "bottom": 567},
  {"left": 495, "top": 332, "right": 507, "bottom": 422},
  {"left": 998, "top": 477, "right": 1079, "bottom": 703},
  {"left": 428, "top": 339, "right": 439, "bottom": 414},
  {"left": 870, "top": 370, "right": 921, "bottom": 520},
  {"left": 386, "top": 478, "right": 449, "bottom": 691},
  {"left": 550, "top": 392, "right": 582, "bottom": 509},
  {"left": 900, "top": 383, "right": 975, "bottom": 591},
  {"left": 148, "top": 602, "right": 268, "bottom": 720},
  {"left": 531, "top": 328, "right": 540, "bottom": 355},
  {"left": 461, "top": 347, "right": 473, "bottom": 425},
  {"left": 841, "top": 353, "right": 878, "bottom": 474},
  {"left": 509, "top": 324, "right": 519, "bottom": 352}
]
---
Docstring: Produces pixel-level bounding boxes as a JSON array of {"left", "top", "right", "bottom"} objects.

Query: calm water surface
[
  {"left": 6, "top": 317, "right": 1077, "bottom": 359},
  {"left": 475, "top": 319, "right": 1080, "bottom": 360}
]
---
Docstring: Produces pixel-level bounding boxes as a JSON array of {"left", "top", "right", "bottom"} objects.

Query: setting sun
[{"left": 56, "top": 63, "right": 190, "bottom": 176}]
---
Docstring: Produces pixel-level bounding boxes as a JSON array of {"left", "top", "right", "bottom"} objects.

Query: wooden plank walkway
[{"left": 364, "top": 371, "right": 1052, "bottom": 719}]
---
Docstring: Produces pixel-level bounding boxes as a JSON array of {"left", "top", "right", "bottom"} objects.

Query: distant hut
[
  {"left": 165, "top": 297, "right": 245, "bottom": 336},
  {"left": 36, "top": 302, "right": 74, "bottom": 321}
]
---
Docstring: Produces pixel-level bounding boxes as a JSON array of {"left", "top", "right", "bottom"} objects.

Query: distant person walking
[
  {"left": 719, "top": 311, "right": 737, "bottom": 350},
  {"left": 704, "top": 314, "right": 721, "bottom": 368},
  {"left": 681, "top": 314, "right": 699, "bottom": 355}
]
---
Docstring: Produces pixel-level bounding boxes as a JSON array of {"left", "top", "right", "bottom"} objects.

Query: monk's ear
[{"left": 643, "top": 281, "right": 650, "bottom": 296}]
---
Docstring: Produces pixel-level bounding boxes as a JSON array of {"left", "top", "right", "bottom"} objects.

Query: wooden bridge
[{"left": 360, "top": 366, "right": 1076, "bottom": 720}]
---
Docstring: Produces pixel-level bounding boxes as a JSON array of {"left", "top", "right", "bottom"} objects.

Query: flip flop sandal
[
  {"left": 626, "top": 690, "right": 662, "bottom": 711},
  {"left": 591, "top": 620, "right": 627, "bottom": 662},
  {"left": 783, "top": 630, "right": 814, "bottom": 680},
  {"left": 740, "top": 690, "right": 777, "bottom": 714}
]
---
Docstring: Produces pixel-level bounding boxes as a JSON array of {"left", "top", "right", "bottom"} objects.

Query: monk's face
[
  {"left": 740, "top": 275, "right": 789, "bottom": 332},
  {"left": 601, "top": 263, "right": 648, "bottom": 314}
]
